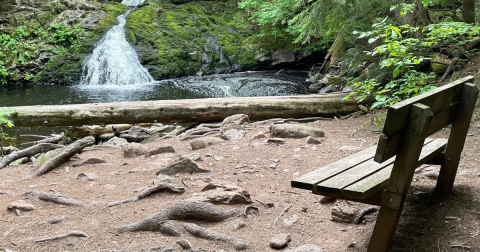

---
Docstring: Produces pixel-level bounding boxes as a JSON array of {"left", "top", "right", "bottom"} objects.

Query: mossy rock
[{"left": 431, "top": 53, "right": 450, "bottom": 75}]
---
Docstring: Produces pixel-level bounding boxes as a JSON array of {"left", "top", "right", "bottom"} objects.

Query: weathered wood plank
[
  {"left": 343, "top": 139, "right": 447, "bottom": 199},
  {"left": 435, "top": 83, "right": 480, "bottom": 196},
  {"left": 4, "top": 93, "right": 359, "bottom": 127},
  {"left": 291, "top": 145, "right": 377, "bottom": 190},
  {"left": 374, "top": 103, "right": 457, "bottom": 163}
]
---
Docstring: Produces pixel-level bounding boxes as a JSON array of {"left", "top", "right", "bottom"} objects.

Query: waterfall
[{"left": 80, "top": 0, "right": 153, "bottom": 86}]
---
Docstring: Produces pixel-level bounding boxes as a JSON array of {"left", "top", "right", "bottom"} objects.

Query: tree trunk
[
  {"left": 4, "top": 94, "right": 358, "bottom": 127},
  {"left": 463, "top": 0, "right": 475, "bottom": 24}
]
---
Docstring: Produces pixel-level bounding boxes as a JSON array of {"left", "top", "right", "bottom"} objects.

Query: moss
[{"left": 328, "top": 77, "right": 345, "bottom": 86}]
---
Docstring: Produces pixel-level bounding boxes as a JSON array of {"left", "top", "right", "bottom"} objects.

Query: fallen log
[
  {"left": 27, "top": 136, "right": 95, "bottom": 179},
  {"left": 4, "top": 93, "right": 358, "bottom": 127},
  {"left": 0, "top": 143, "right": 64, "bottom": 170}
]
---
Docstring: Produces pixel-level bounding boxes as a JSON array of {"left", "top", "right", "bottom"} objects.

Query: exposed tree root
[
  {"left": 117, "top": 201, "right": 240, "bottom": 233},
  {"left": 27, "top": 136, "right": 95, "bottom": 179},
  {"left": 0, "top": 143, "right": 64, "bottom": 170},
  {"left": 183, "top": 223, "right": 249, "bottom": 250},
  {"left": 106, "top": 182, "right": 185, "bottom": 207},
  {"left": 34, "top": 231, "right": 88, "bottom": 243},
  {"left": 24, "top": 191, "right": 88, "bottom": 207}
]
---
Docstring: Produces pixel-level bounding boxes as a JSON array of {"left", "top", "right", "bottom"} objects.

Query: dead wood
[
  {"left": 438, "top": 61, "right": 456, "bottom": 83},
  {"left": 183, "top": 223, "right": 249, "bottom": 251},
  {"left": 117, "top": 201, "right": 241, "bottom": 233},
  {"left": 0, "top": 143, "right": 64, "bottom": 170},
  {"left": 27, "top": 136, "right": 95, "bottom": 179},
  {"left": 106, "top": 182, "right": 185, "bottom": 207},
  {"left": 273, "top": 205, "right": 292, "bottom": 226},
  {"left": 66, "top": 123, "right": 154, "bottom": 138},
  {"left": 354, "top": 206, "right": 379, "bottom": 224},
  {"left": 24, "top": 191, "right": 88, "bottom": 207},
  {"left": 20, "top": 135, "right": 64, "bottom": 147},
  {"left": 34, "top": 231, "right": 88, "bottom": 243}
]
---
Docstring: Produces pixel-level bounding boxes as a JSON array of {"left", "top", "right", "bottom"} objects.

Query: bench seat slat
[
  {"left": 291, "top": 145, "right": 377, "bottom": 190},
  {"left": 342, "top": 139, "right": 448, "bottom": 199}
]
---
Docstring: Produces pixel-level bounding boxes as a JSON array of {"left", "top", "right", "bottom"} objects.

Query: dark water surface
[
  {"left": 0, "top": 72, "right": 309, "bottom": 143},
  {"left": 0, "top": 72, "right": 309, "bottom": 106}
]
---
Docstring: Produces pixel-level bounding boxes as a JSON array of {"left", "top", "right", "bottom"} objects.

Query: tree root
[
  {"left": 34, "top": 231, "right": 88, "bottom": 243},
  {"left": 24, "top": 191, "right": 88, "bottom": 207},
  {"left": 117, "top": 201, "right": 240, "bottom": 233},
  {"left": 27, "top": 136, "right": 95, "bottom": 179},
  {"left": 183, "top": 223, "right": 249, "bottom": 251},
  {"left": 0, "top": 143, "right": 64, "bottom": 170},
  {"left": 106, "top": 182, "right": 185, "bottom": 207}
]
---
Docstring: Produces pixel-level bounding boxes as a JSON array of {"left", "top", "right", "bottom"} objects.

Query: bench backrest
[{"left": 375, "top": 76, "right": 476, "bottom": 163}]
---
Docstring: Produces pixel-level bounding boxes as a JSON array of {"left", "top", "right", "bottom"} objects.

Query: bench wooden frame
[{"left": 291, "top": 76, "right": 479, "bottom": 251}]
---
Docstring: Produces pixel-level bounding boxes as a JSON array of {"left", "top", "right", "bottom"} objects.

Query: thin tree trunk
[{"left": 463, "top": 0, "right": 475, "bottom": 24}]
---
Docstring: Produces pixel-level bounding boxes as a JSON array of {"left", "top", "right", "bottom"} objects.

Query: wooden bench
[{"left": 291, "top": 76, "right": 479, "bottom": 252}]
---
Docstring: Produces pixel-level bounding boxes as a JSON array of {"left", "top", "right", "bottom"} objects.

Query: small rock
[
  {"left": 284, "top": 244, "right": 326, "bottom": 252},
  {"left": 231, "top": 219, "right": 246, "bottom": 230},
  {"left": 182, "top": 153, "right": 201, "bottom": 161},
  {"left": 189, "top": 137, "right": 225, "bottom": 150},
  {"left": 283, "top": 214, "right": 298, "bottom": 228},
  {"left": 156, "top": 158, "right": 210, "bottom": 176},
  {"left": 72, "top": 157, "right": 106, "bottom": 167},
  {"left": 267, "top": 138, "right": 287, "bottom": 145},
  {"left": 154, "top": 174, "right": 175, "bottom": 184},
  {"left": 222, "top": 114, "right": 250, "bottom": 126},
  {"left": 320, "top": 196, "right": 336, "bottom": 204},
  {"left": 423, "top": 170, "right": 439, "bottom": 180},
  {"left": 7, "top": 200, "right": 35, "bottom": 212},
  {"left": 104, "top": 137, "right": 128, "bottom": 147},
  {"left": 214, "top": 156, "right": 224, "bottom": 161},
  {"left": 220, "top": 124, "right": 247, "bottom": 140},
  {"left": 338, "top": 146, "right": 361, "bottom": 152},
  {"left": 306, "top": 136, "right": 321, "bottom": 145},
  {"left": 176, "top": 239, "right": 193, "bottom": 250},
  {"left": 269, "top": 163, "right": 277, "bottom": 169},
  {"left": 189, "top": 181, "right": 252, "bottom": 204},
  {"left": 146, "top": 144, "right": 175, "bottom": 156},
  {"left": 270, "top": 124, "right": 324, "bottom": 138},
  {"left": 122, "top": 143, "right": 148, "bottom": 158},
  {"left": 270, "top": 233, "right": 291, "bottom": 249},
  {"left": 77, "top": 172, "right": 98, "bottom": 181},
  {"left": 252, "top": 131, "right": 267, "bottom": 139}
]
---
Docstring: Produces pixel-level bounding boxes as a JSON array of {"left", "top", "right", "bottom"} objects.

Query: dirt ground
[{"left": 0, "top": 103, "right": 479, "bottom": 252}]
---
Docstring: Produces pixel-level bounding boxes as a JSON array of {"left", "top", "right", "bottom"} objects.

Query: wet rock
[
  {"left": 267, "top": 138, "right": 287, "bottom": 145},
  {"left": 285, "top": 244, "right": 326, "bottom": 252},
  {"left": 270, "top": 233, "right": 291, "bottom": 249},
  {"left": 270, "top": 124, "right": 324, "bottom": 138},
  {"left": 231, "top": 219, "right": 246, "bottom": 230},
  {"left": 81, "top": 12, "right": 106, "bottom": 29},
  {"left": 52, "top": 10, "right": 86, "bottom": 25},
  {"left": 72, "top": 157, "right": 106, "bottom": 167},
  {"left": 61, "top": 0, "right": 95, "bottom": 10},
  {"left": 104, "top": 137, "right": 128, "bottom": 147},
  {"left": 306, "top": 136, "right": 321, "bottom": 145},
  {"left": 121, "top": 143, "right": 148, "bottom": 158},
  {"left": 97, "top": 133, "right": 114, "bottom": 142},
  {"left": 283, "top": 214, "right": 298, "bottom": 228},
  {"left": 222, "top": 114, "right": 250, "bottom": 126},
  {"left": 156, "top": 158, "right": 210, "bottom": 176},
  {"left": 146, "top": 144, "right": 175, "bottom": 156},
  {"left": 7, "top": 200, "right": 35, "bottom": 212},
  {"left": 77, "top": 172, "right": 98, "bottom": 181},
  {"left": 342, "top": 85, "right": 353, "bottom": 92},
  {"left": 189, "top": 137, "right": 225, "bottom": 150},
  {"left": 319, "top": 85, "right": 336, "bottom": 94},
  {"left": 308, "top": 84, "right": 319, "bottom": 93},
  {"left": 189, "top": 181, "right": 252, "bottom": 204},
  {"left": 252, "top": 131, "right": 267, "bottom": 139},
  {"left": 272, "top": 49, "right": 295, "bottom": 65},
  {"left": 220, "top": 124, "right": 246, "bottom": 140},
  {"left": 120, "top": 126, "right": 150, "bottom": 143}
]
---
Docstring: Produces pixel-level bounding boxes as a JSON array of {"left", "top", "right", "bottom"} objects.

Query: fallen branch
[
  {"left": 24, "top": 191, "right": 88, "bottom": 207},
  {"left": 22, "top": 135, "right": 64, "bottom": 146},
  {"left": 0, "top": 143, "right": 64, "bottom": 170},
  {"left": 273, "top": 205, "right": 292, "bottom": 226},
  {"left": 117, "top": 201, "right": 240, "bottom": 233},
  {"left": 183, "top": 223, "right": 249, "bottom": 251},
  {"left": 106, "top": 182, "right": 185, "bottom": 207},
  {"left": 438, "top": 61, "right": 456, "bottom": 83},
  {"left": 354, "top": 206, "right": 379, "bottom": 224},
  {"left": 34, "top": 231, "right": 88, "bottom": 243},
  {"left": 27, "top": 136, "right": 95, "bottom": 179}
]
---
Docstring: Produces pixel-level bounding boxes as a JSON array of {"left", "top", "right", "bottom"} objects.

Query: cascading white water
[{"left": 80, "top": 0, "right": 153, "bottom": 86}]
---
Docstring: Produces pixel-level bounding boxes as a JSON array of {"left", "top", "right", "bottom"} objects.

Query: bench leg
[
  {"left": 434, "top": 161, "right": 458, "bottom": 197},
  {"left": 367, "top": 205, "right": 404, "bottom": 252}
]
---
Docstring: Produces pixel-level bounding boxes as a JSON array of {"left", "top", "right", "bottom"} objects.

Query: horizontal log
[{"left": 4, "top": 93, "right": 358, "bottom": 127}]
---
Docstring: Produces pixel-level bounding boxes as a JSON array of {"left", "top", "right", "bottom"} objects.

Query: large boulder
[{"left": 222, "top": 114, "right": 250, "bottom": 126}]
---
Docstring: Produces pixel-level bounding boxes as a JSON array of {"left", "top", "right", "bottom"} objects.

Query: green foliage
[
  {"left": 0, "top": 108, "right": 16, "bottom": 156},
  {"left": 48, "top": 23, "right": 85, "bottom": 47}
]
